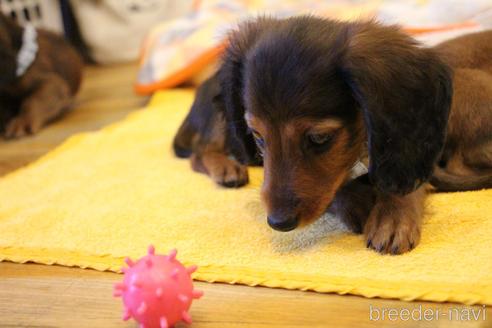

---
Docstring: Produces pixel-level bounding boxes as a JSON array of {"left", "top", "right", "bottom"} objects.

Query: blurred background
[
  {"left": 0, "top": 0, "right": 193, "bottom": 63},
  {"left": 2, "top": 0, "right": 492, "bottom": 90}
]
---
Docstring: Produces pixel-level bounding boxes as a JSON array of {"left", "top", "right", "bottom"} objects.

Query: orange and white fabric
[{"left": 135, "top": 0, "right": 492, "bottom": 95}]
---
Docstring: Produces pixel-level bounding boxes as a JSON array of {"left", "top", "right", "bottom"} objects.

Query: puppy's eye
[{"left": 308, "top": 133, "right": 332, "bottom": 145}]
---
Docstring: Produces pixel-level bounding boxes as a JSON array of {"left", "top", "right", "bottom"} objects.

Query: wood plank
[{"left": 0, "top": 262, "right": 489, "bottom": 328}]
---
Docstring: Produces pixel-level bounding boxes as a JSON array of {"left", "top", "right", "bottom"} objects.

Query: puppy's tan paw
[
  {"left": 192, "top": 152, "right": 249, "bottom": 188},
  {"left": 364, "top": 203, "right": 421, "bottom": 255},
  {"left": 5, "top": 115, "right": 41, "bottom": 139},
  {"left": 213, "top": 157, "right": 249, "bottom": 188}
]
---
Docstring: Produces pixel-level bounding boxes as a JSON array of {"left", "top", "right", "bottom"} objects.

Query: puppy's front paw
[
  {"left": 191, "top": 152, "right": 249, "bottom": 188},
  {"left": 4, "top": 114, "right": 42, "bottom": 139},
  {"left": 364, "top": 196, "right": 422, "bottom": 255},
  {"left": 213, "top": 157, "right": 249, "bottom": 188}
]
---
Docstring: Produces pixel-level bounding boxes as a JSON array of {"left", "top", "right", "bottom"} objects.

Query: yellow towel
[{"left": 0, "top": 90, "right": 491, "bottom": 305}]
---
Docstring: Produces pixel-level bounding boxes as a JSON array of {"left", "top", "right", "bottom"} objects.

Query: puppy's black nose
[{"left": 267, "top": 215, "right": 299, "bottom": 232}]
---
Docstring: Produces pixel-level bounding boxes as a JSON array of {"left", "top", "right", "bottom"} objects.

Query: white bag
[{"left": 71, "top": 0, "right": 193, "bottom": 64}]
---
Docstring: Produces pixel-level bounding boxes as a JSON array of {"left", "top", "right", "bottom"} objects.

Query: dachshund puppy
[
  {"left": 174, "top": 16, "right": 492, "bottom": 254},
  {"left": 0, "top": 14, "right": 82, "bottom": 138}
]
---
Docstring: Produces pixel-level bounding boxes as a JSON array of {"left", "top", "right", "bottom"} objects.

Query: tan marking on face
[
  {"left": 308, "top": 118, "right": 343, "bottom": 134},
  {"left": 284, "top": 118, "right": 343, "bottom": 138},
  {"left": 246, "top": 112, "right": 366, "bottom": 229},
  {"left": 292, "top": 127, "right": 360, "bottom": 226}
]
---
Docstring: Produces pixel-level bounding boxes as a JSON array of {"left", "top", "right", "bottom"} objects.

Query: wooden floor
[{"left": 0, "top": 63, "right": 490, "bottom": 328}]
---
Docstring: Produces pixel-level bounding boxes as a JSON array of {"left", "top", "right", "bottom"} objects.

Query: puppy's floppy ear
[
  {"left": 218, "top": 19, "right": 276, "bottom": 166},
  {"left": 339, "top": 21, "right": 452, "bottom": 194}
]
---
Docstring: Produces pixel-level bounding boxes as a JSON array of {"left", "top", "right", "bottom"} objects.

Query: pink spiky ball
[{"left": 113, "top": 245, "right": 203, "bottom": 328}]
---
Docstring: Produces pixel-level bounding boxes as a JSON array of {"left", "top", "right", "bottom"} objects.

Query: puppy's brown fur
[
  {"left": 174, "top": 17, "right": 492, "bottom": 254},
  {"left": 0, "top": 14, "right": 83, "bottom": 138},
  {"left": 431, "top": 33, "right": 492, "bottom": 190}
]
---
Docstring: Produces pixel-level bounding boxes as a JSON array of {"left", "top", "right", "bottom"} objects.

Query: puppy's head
[{"left": 220, "top": 17, "right": 452, "bottom": 231}]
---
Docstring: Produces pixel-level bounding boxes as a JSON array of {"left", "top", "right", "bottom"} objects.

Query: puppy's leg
[
  {"left": 330, "top": 174, "right": 376, "bottom": 233},
  {"left": 174, "top": 75, "right": 249, "bottom": 187},
  {"left": 431, "top": 142, "right": 492, "bottom": 191},
  {"left": 190, "top": 123, "right": 248, "bottom": 188},
  {"left": 5, "top": 75, "right": 71, "bottom": 138},
  {"left": 364, "top": 186, "right": 426, "bottom": 255},
  {"left": 191, "top": 151, "right": 248, "bottom": 188}
]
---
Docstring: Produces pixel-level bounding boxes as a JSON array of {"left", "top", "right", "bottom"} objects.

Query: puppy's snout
[
  {"left": 267, "top": 214, "right": 299, "bottom": 232},
  {"left": 262, "top": 186, "right": 300, "bottom": 231}
]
